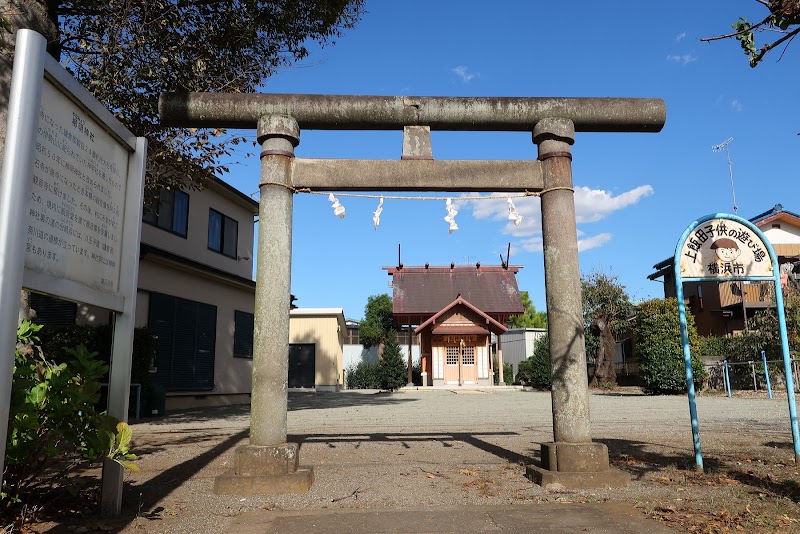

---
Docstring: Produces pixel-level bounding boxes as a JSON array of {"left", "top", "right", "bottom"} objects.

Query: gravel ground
[{"left": 65, "top": 387, "right": 800, "bottom": 533}]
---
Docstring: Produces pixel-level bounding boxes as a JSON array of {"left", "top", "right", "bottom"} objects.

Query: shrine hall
[{"left": 385, "top": 263, "right": 524, "bottom": 386}]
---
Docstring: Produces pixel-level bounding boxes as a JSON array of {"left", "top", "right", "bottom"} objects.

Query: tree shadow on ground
[
  {"left": 597, "top": 437, "right": 724, "bottom": 479},
  {"left": 598, "top": 437, "right": 800, "bottom": 504},
  {"left": 763, "top": 440, "right": 795, "bottom": 450},
  {"left": 728, "top": 469, "right": 800, "bottom": 503},
  {"left": 130, "top": 404, "right": 250, "bottom": 426}
]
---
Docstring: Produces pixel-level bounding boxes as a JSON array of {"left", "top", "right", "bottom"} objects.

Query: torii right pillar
[{"left": 526, "top": 118, "right": 630, "bottom": 488}]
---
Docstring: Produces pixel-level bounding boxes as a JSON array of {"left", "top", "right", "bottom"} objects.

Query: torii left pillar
[{"left": 214, "top": 115, "right": 313, "bottom": 494}]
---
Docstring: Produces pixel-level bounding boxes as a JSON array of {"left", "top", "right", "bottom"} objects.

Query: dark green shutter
[
  {"left": 148, "top": 292, "right": 216, "bottom": 392},
  {"left": 233, "top": 311, "right": 254, "bottom": 358},
  {"left": 194, "top": 303, "right": 217, "bottom": 389}
]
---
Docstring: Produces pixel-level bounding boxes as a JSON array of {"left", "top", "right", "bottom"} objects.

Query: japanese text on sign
[
  {"left": 679, "top": 218, "right": 772, "bottom": 278},
  {"left": 26, "top": 80, "right": 128, "bottom": 294}
]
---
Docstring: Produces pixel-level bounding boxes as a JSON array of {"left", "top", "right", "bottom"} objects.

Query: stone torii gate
[{"left": 160, "top": 94, "right": 666, "bottom": 492}]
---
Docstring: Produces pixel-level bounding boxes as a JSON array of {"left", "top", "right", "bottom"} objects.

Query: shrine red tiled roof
[{"left": 385, "top": 264, "right": 525, "bottom": 316}]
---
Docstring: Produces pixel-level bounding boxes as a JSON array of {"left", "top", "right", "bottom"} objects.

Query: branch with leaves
[
  {"left": 701, "top": 0, "right": 800, "bottom": 67},
  {"left": 2, "top": 0, "right": 364, "bottom": 199}
]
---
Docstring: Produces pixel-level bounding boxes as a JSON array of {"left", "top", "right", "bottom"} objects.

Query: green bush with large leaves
[
  {"left": 3, "top": 321, "right": 137, "bottom": 503},
  {"left": 634, "top": 298, "right": 707, "bottom": 394}
]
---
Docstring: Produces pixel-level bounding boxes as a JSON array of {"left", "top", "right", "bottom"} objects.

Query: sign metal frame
[{"left": 674, "top": 212, "right": 800, "bottom": 469}]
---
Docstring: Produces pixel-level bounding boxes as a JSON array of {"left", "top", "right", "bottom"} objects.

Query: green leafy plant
[
  {"left": 106, "top": 422, "right": 139, "bottom": 472},
  {"left": 633, "top": 299, "right": 707, "bottom": 394},
  {"left": 3, "top": 321, "right": 136, "bottom": 503},
  {"left": 517, "top": 334, "right": 552, "bottom": 390},
  {"left": 37, "top": 324, "right": 155, "bottom": 416},
  {"left": 491, "top": 358, "right": 514, "bottom": 385},
  {"left": 345, "top": 361, "right": 380, "bottom": 389}
]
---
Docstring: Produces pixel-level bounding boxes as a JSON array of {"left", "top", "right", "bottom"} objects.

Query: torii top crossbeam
[{"left": 159, "top": 93, "right": 665, "bottom": 133}]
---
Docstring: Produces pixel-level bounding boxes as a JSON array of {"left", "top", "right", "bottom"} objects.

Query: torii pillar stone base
[
  {"left": 214, "top": 444, "right": 313, "bottom": 495},
  {"left": 525, "top": 442, "right": 630, "bottom": 489}
]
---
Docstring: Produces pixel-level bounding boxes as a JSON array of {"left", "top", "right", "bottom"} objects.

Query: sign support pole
[
  {"left": 773, "top": 274, "right": 800, "bottom": 464},
  {"left": 0, "top": 29, "right": 46, "bottom": 489},
  {"left": 674, "top": 271, "right": 703, "bottom": 470}
]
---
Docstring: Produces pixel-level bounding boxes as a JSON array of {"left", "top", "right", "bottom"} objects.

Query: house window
[
  {"left": 148, "top": 292, "right": 217, "bottom": 391},
  {"left": 143, "top": 189, "right": 189, "bottom": 237},
  {"left": 346, "top": 326, "right": 360, "bottom": 345},
  {"left": 208, "top": 209, "right": 238, "bottom": 258},
  {"left": 234, "top": 310, "right": 254, "bottom": 359}
]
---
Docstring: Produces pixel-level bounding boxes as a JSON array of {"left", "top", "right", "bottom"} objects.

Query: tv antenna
[{"left": 711, "top": 137, "right": 738, "bottom": 214}]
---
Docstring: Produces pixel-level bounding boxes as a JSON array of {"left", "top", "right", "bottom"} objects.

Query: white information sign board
[
  {"left": 0, "top": 30, "right": 146, "bottom": 517},
  {"left": 27, "top": 80, "right": 129, "bottom": 294},
  {"left": 678, "top": 217, "right": 772, "bottom": 279}
]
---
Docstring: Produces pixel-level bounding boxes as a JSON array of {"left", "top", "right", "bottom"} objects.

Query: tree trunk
[
  {"left": 1, "top": 0, "right": 58, "bottom": 161},
  {"left": 2, "top": 1, "right": 57, "bottom": 325},
  {"left": 589, "top": 315, "right": 617, "bottom": 387}
]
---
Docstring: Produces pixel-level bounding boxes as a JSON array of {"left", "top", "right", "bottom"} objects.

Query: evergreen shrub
[{"left": 634, "top": 298, "right": 707, "bottom": 394}]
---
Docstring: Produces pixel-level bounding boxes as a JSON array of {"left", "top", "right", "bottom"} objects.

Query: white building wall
[
  {"left": 343, "top": 344, "right": 421, "bottom": 382},
  {"left": 499, "top": 328, "right": 547, "bottom": 380},
  {"left": 761, "top": 224, "right": 800, "bottom": 245}
]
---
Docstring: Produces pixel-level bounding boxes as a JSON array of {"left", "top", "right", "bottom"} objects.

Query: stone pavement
[{"left": 226, "top": 502, "right": 675, "bottom": 533}]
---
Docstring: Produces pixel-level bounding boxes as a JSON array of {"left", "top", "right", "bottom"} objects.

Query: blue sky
[{"left": 221, "top": 0, "right": 798, "bottom": 321}]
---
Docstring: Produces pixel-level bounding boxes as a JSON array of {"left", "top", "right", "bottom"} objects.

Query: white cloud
[
  {"left": 578, "top": 233, "right": 612, "bottom": 252},
  {"left": 730, "top": 99, "right": 743, "bottom": 112},
  {"left": 512, "top": 232, "right": 611, "bottom": 253},
  {"left": 666, "top": 53, "right": 697, "bottom": 65},
  {"left": 573, "top": 185, "right": 654, "bottom": 223},
  {"left": 461, "top": 184, "right": 653, "bottom": 253},
  {"left": 518, "top": 236, "right": 543, "bottom": 252},
  {"left": 675, "top": 31, "right": 687, "bottom": 42},
  {"left": 452, "top": 66, "right": 477, "bottom": 82}
]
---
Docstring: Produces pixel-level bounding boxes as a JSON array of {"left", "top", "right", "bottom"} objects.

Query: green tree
[
  {"left": 633, "top": 298, "right": 707, "bottom": 395},
  {"left": 701, "top": 1, "right": 800, "bottom": 67},
  {"left": 508, "top": 291, "right": 547, "bottom": 329},
  {"left": 517, "top": 333, "right": 551, "bottom": 390},
  {"left": 360, "top": 294, "right": 396, "bottom": 351},
  {"left": 581, "top": 272, "right": 634, "bottom": 388},
  {"left": 0, "top": 0, "right": 364, "bottom": 197},
  {"left": 377, "top": 331, "right": 406, "bottom": 391}
]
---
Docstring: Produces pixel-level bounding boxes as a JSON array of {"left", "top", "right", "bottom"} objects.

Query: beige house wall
[
  {"left": 140, "top": 180, "right": 256, "bottom": 279},
  {"left": 289, "top": 311, "right": 346, "bottom": 390}
]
